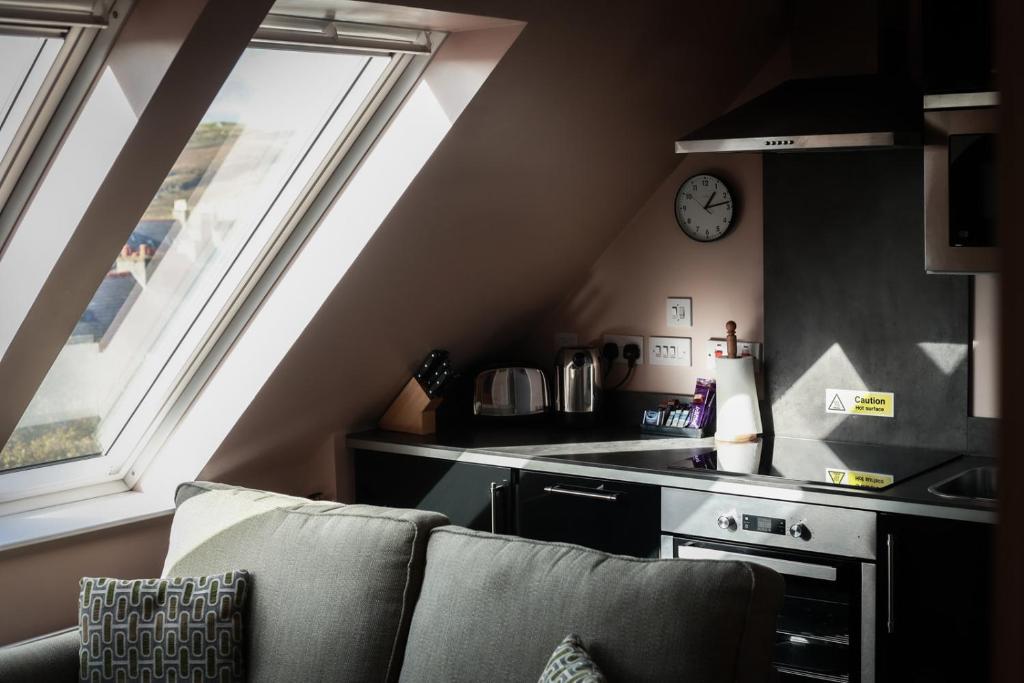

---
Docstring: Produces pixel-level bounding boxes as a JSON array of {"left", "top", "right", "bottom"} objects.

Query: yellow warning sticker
[
  {"left": 825, "top": 389, "right": 894, "bottom": 418},
  {"left": 825, "top": 468, "right": 895, "bottom": 489}
]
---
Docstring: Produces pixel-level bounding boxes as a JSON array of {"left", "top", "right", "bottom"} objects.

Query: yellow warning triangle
[{"left": 827, "top": 469, "right": 846, "bottom": 484}]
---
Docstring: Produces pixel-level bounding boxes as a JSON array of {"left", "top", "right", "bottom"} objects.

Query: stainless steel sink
[{"left": 928, "top": 466, "right": 997, "bottom": 503}]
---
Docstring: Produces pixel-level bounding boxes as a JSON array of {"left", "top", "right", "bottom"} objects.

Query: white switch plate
[
  {"left": 666, "top": 297, "right": 692, "bottom": 328},
  {"left": 706, "top": 338, "right": 763, "bottom": 369},
  {"left": 649, "top": 336, "right": 692, "bottom": 366},
  {"left": 603, "top": 334, "right": 643, "bottom": 365}
]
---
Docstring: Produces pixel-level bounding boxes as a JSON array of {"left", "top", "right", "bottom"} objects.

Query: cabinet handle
[
  {"left": 886, "top": 532, "right": 895, "bottom": 634},
  {"left": 490, "top": 482, "right": 508, "bottom": 533},
  {"left": 543, "top": 485, "right": 621, "bottom": 502}
]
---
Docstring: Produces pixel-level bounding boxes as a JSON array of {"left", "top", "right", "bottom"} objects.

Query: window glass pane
[
  {"left": 1, "top": 47, "right": 391, "bottom": 472},
  {"left": 0, "top": 32, "right": 62, "bottom": 168}
]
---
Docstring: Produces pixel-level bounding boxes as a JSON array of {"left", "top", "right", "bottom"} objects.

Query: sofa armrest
[{"left": 0, "top": 627, "right": 78, "bottom": 682}]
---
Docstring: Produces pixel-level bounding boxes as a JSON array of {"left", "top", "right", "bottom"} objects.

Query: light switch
[
  {"left": 649, "top": 336, "right": 691, "bottom": 366},
  {"left": 667, "top": 297, "right": 692, "bottom": 328}
]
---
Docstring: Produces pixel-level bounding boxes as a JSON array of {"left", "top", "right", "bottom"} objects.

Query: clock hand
[
  {"left": 706, "top": 200, "right": 731, "bottom": 209},
  {"left": 702, "top": 191, "right": 716, "bottom": 210}
]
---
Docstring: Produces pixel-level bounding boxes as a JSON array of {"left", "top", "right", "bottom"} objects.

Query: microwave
[{"left": 923, "top": 101, "right": 998, "bottom": 273}]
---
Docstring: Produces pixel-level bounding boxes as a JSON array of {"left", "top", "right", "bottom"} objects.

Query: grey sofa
[{"left": 0, "top": 481, "right": 783, "bottom": 682}]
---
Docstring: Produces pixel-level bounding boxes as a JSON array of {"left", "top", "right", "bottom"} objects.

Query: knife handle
[
  {"left": 415, "top": 349, "right": 448, "bottom": 385},
  {"left": 426, "top": 362, "right": 452, "bottom": 397}
]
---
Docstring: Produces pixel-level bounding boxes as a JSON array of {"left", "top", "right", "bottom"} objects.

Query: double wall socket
[
  {"left": 603, "top": 334, "right": 643, "bottom": 365},
  {"left": 649, "top": 336, "right": 692, "bottom": 366}
]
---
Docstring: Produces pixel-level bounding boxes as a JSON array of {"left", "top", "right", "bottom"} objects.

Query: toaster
[{"left": 473, "top": 367, "right": 550, "bottom": 417}]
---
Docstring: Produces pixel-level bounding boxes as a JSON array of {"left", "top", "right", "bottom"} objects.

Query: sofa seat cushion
[
  {"left": 400, "top": 527, "right": 783, "bottom": 683},
  {"left": 163, "top": 482, "right": 447, "bottom": 683}
]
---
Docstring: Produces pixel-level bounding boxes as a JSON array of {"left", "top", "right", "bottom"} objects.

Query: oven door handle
[{"left": 674, "top": 545, "right": 838, "bottom": 582}]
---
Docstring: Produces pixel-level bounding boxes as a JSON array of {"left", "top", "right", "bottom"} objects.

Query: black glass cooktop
[{"left": 538, "top": 436, "right": 960, "bottom": 491}]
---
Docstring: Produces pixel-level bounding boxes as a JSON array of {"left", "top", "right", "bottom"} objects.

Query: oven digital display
[{"left": 742, "top": 514, "right": 786, "bottom": 535}]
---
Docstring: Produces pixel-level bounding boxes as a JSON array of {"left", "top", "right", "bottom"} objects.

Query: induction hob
[{"left": 538, "top": 436, "right": 960, "bottom": 491}]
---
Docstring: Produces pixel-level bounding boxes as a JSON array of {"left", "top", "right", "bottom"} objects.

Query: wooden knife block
[{"left": 379, "top": 378, "right": 442, "bottom": 435}]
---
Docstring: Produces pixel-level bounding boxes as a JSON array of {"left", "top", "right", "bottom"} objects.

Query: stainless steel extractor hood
[{"left": 675, "top": 75, "right": 921, "bottom": 154}]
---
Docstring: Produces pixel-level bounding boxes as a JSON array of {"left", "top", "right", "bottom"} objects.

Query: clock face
[{"left": 675, "top": 174, "right": 735, "bottom": 242}]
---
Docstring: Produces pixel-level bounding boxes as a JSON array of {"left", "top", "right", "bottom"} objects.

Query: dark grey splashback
[{"left": 764, "top": 149, "right": 969, "bottom": 450}]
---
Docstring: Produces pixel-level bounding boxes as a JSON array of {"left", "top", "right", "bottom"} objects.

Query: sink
[{"left": 928, "top": 466, "right": 998, "bottom": 503}]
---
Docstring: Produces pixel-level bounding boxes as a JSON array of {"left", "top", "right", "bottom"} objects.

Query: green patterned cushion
[
  {"left": 538, "top": 634, "right": 607, "bottom": 683},
  {"left": 78, "top": 570, "right": 250, "bottom": 683}
]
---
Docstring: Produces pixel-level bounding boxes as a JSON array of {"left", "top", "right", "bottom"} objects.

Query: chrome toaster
[{"left": 473, "top": 367, "right": 550, "bottom": 417}]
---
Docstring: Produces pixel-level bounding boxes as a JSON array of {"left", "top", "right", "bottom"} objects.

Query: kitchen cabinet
[
  {"left": 516, "top": 471, "right": 660, "bottom": 558},
  {"left": 876, "top": 514, "right": 993, "bottom": 683},
  {"left": 353, "top": 450, "right": 513, "bottom": 532}
]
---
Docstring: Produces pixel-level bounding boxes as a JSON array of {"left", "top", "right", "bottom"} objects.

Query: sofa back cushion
[
  {"left": 163, "top": 482, "right": 447, "bottom": 683},
  {"left": 399, "top": 527, "right": 783, "bottom": 683}
]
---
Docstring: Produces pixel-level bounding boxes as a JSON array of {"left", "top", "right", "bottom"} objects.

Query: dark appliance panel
[
  {"left": 516, "top": 471, "right": 659, "bottom": 557},
  {"left": 354, "top": 450, "right": 513, "bottom": 533},
  {"left": 924, "top": 106, "right": 999, "bottom": 272}
]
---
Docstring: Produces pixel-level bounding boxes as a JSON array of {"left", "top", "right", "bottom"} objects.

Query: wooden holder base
[{"left": 379, "top": 378, "right": 442, "bottom": 435}]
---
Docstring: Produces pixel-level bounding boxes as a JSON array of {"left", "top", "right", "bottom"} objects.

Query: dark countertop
[{"left": 348, "top": 425, "right": 997, "bottom": 524}]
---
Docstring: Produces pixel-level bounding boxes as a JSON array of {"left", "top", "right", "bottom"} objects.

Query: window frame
[
  {"left": 0, "top": 20, "right": 442, "bottom": 513},
  {"left": 0, "top": 0, "right": 116, "bottom": 253}
]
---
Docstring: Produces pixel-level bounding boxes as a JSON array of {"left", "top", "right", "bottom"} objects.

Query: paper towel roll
[{"left": 714, "top": 356, "right": 762, "bottom": 442}]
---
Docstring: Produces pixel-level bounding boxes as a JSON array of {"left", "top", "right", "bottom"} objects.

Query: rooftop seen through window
[{"left": 0, "top": 46, "right": 392, "bottom": 472}]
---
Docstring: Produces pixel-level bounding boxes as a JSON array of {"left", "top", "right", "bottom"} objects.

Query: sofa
[{"left": 0, "top": 481, "right": 783, "bottom": 682}]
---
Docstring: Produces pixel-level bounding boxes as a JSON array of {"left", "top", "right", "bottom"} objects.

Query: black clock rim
[{"left": 674, "top": 173, "right": 736, "bottom": 242}]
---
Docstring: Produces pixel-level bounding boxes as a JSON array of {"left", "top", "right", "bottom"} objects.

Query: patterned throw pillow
[
  {"left": 78, "top": 570, "right": 250, "bottom": 683},
  {"left": 538, "top": 633, "right": 607, "bottom": 683}
]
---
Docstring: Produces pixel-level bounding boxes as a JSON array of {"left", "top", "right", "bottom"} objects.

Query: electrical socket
[
  {"left": 649, "top": 336, "right": 692, "bottom": 366},
  {"left": 602, "top": 334, "right": 643, "bottom": 365},
  {"left": 706, "top": 338, "right": 762, "bottom": 369}
]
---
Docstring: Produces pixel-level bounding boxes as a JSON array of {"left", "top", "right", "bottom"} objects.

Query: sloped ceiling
[{"left": 201, "top": 0, "right": 790, "bottom": 497}]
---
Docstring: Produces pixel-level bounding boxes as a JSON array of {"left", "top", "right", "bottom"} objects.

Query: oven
[{"left": 662, "top": 488, "right": 877, "bottom": 683}]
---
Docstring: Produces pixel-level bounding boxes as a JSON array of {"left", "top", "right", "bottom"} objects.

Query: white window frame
[
  {"left": 0, "top": 0, "right": 116, "bottom": 251},
  {"left": 0, "top": 18, "right": 442, "bottom": 514}
]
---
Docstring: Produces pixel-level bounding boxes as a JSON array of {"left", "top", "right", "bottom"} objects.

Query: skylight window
[
  {"left": 0, "top": 45, "right": 393, "bottom": 473},
  {"left": 0, "top": 31, "right": 63, "bottom": 187}
]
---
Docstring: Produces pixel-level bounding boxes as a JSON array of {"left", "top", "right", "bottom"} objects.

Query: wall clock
[{"left": 674, "top": 173, "right": 735, "bottom": 242}]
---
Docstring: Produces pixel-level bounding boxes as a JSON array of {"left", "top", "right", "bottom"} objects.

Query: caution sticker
[
  {"left": 825, "top": 468, "right": 895, "bottom": 489},
  {"left": 825, "top": 388, "right": 894, "bottom": 418}
]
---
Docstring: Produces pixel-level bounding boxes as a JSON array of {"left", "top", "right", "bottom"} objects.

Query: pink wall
[
  {"left": 0, "top": 516, "right": 170, "bottom": 644},
  {"left": 522, "top": 153, "right": 765, "bottom": 394}
]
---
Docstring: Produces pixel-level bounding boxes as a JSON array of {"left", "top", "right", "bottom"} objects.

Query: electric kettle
[{"left": 554, "top": 346, "right": 601, "bottom": 413}]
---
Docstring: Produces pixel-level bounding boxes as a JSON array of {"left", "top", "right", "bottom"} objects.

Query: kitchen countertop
[{"left": 348, "top": 425, "right": 997, "bottom": 524}]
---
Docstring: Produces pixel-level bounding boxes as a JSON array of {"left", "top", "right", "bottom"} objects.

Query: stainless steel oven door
[{"left": 662, "top": 535, "right": 875, "bottom": 683}]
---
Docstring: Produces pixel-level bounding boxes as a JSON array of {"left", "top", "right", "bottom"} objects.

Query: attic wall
[
  {"left": 520, "top": 152, "right": 765, "bottom": 396},
  {"left": 201, "top": 0, "right": 790, "bottom": 498},
  {"left": 0, "top": 0, "right": 788, "bottom": 645}
]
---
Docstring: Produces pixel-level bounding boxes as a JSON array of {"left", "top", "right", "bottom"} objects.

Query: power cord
[
  {"left": 608, "top": 343, "right": 640, "bottom": 390},
  {"left": 601, "top": 342, "right": 619, "bottom": 378}
]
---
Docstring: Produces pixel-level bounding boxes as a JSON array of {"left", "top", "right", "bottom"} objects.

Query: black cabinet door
[
  {"left": 354, "top": 450, "right": 513, "bottom": 533},
  {"left": 516, "top": 471, "right": 659, "bottom": 558},
  {"left": 876, "top": 514, "right": 993, "bottom": 683}
]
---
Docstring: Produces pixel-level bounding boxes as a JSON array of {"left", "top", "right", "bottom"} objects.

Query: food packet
[{"left": 684, "top": 378, "right": 717, "bottom": 429}]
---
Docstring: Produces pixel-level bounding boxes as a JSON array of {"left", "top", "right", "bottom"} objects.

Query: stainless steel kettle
[{"left": 555, "top": 346, "right": 601, "bottom": 413}]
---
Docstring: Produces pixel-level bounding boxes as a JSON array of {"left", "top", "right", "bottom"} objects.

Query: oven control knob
[
  {"left": 717, "top": 515, "right": 736, "bottom": 531},
  {"left": 789, "top": 522, "right": 807, "bottom": 540}
]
